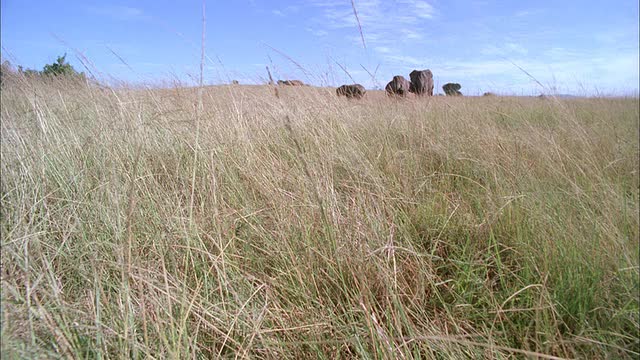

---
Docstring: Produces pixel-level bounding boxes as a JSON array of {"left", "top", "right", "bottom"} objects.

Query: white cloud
[
  {"left": 400, "top": 29, "right": 423, "bottom": 40},
  {"left": 505, "top": 43, "right": 528, "bottom": 55},
  {"left": 481, "top": 42, "right": 528, "bottom": 56},
  {"left": 284, "top": 5, "right": 300, "bottom": 13},
  {"left": 270, "top": 6, "right": 300, "bottom": 17},
  {"left": 383, "top": 54, "right": 425, "bottom": 66},
  {"left": 399, "top": 0, "right": 435, "bottom": 19},
  {"left": 433, "top": 49, "right": 639, "bottom": 94},
  {"left": 514, "top": 9, "right": 543, "bottom": 17},
  {"left": 87, "top": 5, "right": 148, "bottom": 21},
  {"left": 543, "top": 47, "right": 582, "bottom": 59},
  {"left": 374, "top": 46, "right": 392, "bottom": 54},
  {"left": 306, "top": 28, "right": 329, "bottom": 37},
  {"left": 593, "top": 26, "right": 639, "bottom": 47},
  {"left": 309, "top": 0, "right": 436, "bottom": 47}
]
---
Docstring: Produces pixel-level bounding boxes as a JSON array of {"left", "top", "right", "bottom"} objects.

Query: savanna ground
[{"left": 1, "top": 73, "right": 638, "bottom": 359}]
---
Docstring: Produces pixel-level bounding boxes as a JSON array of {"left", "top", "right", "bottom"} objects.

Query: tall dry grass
[{"left": 1, "top": 73, "right": 638, "bottom": 358}]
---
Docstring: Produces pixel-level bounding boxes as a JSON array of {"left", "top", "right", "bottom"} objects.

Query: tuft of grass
[{"left": 1, "top": 73, "right": 638, "bottom": 358}]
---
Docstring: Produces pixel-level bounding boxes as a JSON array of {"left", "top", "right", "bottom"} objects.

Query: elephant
[
  {"left": 385, "top": 75, "right": 411, "bottom": 97},
  {"left": 443, "top": 83, "right": 463, "bottom": 96},
  {"left": 408, "top": 69, "right": 434, "bottom": 96},
  {"left": 278, "top": 79, "right": 305, "bottom": 86},
  {"left": 231, "top": 80, "right": 239, "bottom": 85},
  {"left": 482, "top": 92, "right": 496, "bottom": 97},
  {"left": 336, "top": 84, "right": 366, "bottom": 99}
]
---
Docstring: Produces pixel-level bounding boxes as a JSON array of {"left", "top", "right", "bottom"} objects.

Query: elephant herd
[
  {"left": 336, "top": 69, "right": 463, "bottom": 99},
  {"left": 264, "top": 70, "right": 463, "bottom": 100}
]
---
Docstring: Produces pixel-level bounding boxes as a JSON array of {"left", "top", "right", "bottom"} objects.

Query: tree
[
  {"left": 41, "top": 54, "right": 84, "bottom": 78},
  {"left": 1, "top": 55, "right": 88, "bottom": 85}
]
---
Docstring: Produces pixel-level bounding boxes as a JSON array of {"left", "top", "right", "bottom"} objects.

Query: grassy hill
[{"left": 1, "top": 75, "right": 638, "bottom": 358}]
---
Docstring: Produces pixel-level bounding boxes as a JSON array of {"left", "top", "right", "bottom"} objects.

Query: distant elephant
[
  {"left": 443, "top": 83, "right": 462, "bottom": 96},
  {"left": 385, "top": 75, "right": 411, "bottom": 97},
  {"left": 409, "top": 69, "right": 434, "bottom": 96},
  {"left": 278, "top": 79, "right": 305, "bottom": 86},
  {"left": 482, "top": 92, "right": 495, "bottom": 97},
  {"left": 336, "top": 84, "right": 366, "bottom": 99},
  {"left": 231, "top": 80, "right": 239, "bottom": 85}
]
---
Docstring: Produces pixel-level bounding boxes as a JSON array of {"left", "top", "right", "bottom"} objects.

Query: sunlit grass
[{"left": 1, "top": 74, "right": 638, "bottom": 358}]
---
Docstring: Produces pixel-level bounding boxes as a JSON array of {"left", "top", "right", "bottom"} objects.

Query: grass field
[{"left": 1, "top": 74, "right": 638, "bottom": 358}]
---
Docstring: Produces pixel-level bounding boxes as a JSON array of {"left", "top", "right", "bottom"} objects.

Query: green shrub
[{"left": 41, "top": 54, "right": 83, "bottom": 78}]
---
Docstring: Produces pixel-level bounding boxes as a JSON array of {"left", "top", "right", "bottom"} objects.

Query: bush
[
  {"left": 41, "top": 54, "right": 83, "bottom": 77},
  {"left": 3, "top": 54, "right": 86, "bottom": 81}
]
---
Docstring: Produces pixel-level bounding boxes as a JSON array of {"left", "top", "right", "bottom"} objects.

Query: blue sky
[{"left": 1, "top": 0, "right": 638, "bottom": 94}]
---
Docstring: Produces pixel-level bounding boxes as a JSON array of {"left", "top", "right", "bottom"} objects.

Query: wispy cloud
[
  {"left": 593, "top": 26, "right": 639, "bottom": 47},
  {"left": 87, "top": 5, "right": 148, "bottom": 21},
  {"left": 270, "top": 5, "right": 300, "bottom": 18},
  {"left": 382, "top": 54, "right": 426, "bottom": 67},
  {"left": 481, "top": 42, "right": 529, "bottom": 56},
  {"left": 400, "top": 0, "right": 435, "bottom": 19},
  {"left": 400, "top": 28, "right": 422, "bottom": 40},
  {"left": 306, "top": 27, "right": 329, "bottom": 37},
  {"left": 431, "top": 48, "right": 640, "bottom": 94},
  {"left": 543, "top": 47, "right": 583, "bottom": 60},
  {"left": 309, "top": 0, "right": 436, "bottom": 47},
  {"left": 374, "top": 46, "right": 392, "bottom": 54},
  {"left": 514, "top": 9, "right": 543, "bottom": 17}
]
